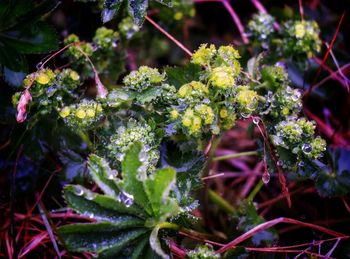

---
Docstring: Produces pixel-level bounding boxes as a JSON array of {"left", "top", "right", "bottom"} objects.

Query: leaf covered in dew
[{"left": 60, "top": 142, "right": 180, "bottom": 258}]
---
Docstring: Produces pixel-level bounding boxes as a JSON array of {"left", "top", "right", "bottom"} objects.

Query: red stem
[
  {"left": 217, "top": 217, "right": 346, "bottom": 253},
  {"left": 311, "top": 12, "right": 346, "bottom": 89}
]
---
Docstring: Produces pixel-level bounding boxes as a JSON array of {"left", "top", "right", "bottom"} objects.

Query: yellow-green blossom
[
  {"left": 59, "top": 107, "right": 71, "bottom": 118},
  {"left": 236, "top": 87, "right": 259, "bottom": 112},
  {"left": 191, "top": 44, "right": 216, "bottom": 66},
  {"left": 209, "top": 66, "right": 236, "bottom": 88}
]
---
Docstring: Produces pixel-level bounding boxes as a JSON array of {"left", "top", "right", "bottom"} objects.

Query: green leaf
[
  {"left": 0, "top": 42, "right": 27, "bottom": 86},
  {"left": 128, "top": 0, "right": 148, "bottom": 26},
  {"left": 121, "top": 142, "right": 152, "bottom": 214},
  {"left": 59, "top": 223, "right": 148, "bottom": 252},
  {"left": 98, "top": 234, "right": 149, "bottom": 258},
  {"left": 154, "top": 0, "right": 173, "bottom": 7},
  {"left": 102, "top": 0, "right": 124, "bottom": 24},
  {"left": 165, "top": 63, "right": 202, "bottom": 89},
  {"left": 160, "top": 141, "right": 204, "bottom": 207},
  {"left": 88, "top": 154, "right": 121, "bottom": 198},
  {"left": 64, "top": 185, "right": 146, "bottom": 221},
  {"left": 133, "top": 87, "right": 162, "bottom": 104},
  {"left": 0, "top": 0, "right": 59, "bottom": 31},
  {"left": 0, "top": 21, "right": 58, "bottom": 54},
  {"left": 0, "top": 0, "right": 32, "bottom": 31},
  {"left": 144, "top": 167, "right": 179, "bottom": 220},
  {"left": 315, "top": 147, "right": 350, "bottom": 197},
  {"left": 232, "top": 201, "right": 277, "bottom": 246}
]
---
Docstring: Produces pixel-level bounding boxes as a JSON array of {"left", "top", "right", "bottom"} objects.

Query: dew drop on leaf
[
  {"left": 117, "top": 191, "right": 134, "bottom": 207},
  {"left": 302, "top": 143, "right": 312, "bottom": 154},
  {"left": 74, "top": 186, "right": 84, "bottom": 196}
]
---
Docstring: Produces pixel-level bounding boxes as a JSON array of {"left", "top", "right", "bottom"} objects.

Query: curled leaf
[
  {"left": 95, "top": 75, "right": 108, "bottom": 98},
  {"left": 16, "top": 88, "right": 32, "bottom": 123}
]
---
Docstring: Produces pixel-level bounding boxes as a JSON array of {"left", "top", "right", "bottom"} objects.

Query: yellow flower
[
  {"left": 209, "top": 66, "right": 235, "bottom": 88},
  {"left": 86, "top": 108, "right": 96, "bottom": 117},
  {"left": 236, "top": 87, "right": 259, "bottom": 111},
  {"left": 295, "top": 23, "right": 305, "bottom": 38},
  {"left": 281, "top": 107, "right": 290, "bottom": 116},
  {"left": 36, "top": 73, "right": 50, "bottom": 85},
  {"left": 191, "top": 81, "right": 209, "bottom": 94},
  {"left": 191, "top": 44, "right": 216, "bottom": 66},
  {"left": 182, "top": 117, "right": 192, "bottom": 127},
  {"left": 184, "top": 108, "right": 194, "bottom": 118},
  {"left": 178, "top": 84, "right": 190, "bottom": 98},
  {"left": 75, "top": 109, "right": 86, "bottom": 119},
  {"left": 59, "top": 107, "right": 71, "bottom": 118},
  {"left": 220, "top": 108, "right": 228, "bottom": 118},
  {"left": 191, "top": 116, "right": 202, "bottom": 133},
  {"left": 70, "top": 71, "right": 80, "bottom": 81},
  {"left": 174, "top": 12, "right": 183, "bottom": 21},
  {"left": 170, "top": 109, "right": 179, "bottom": 119}
]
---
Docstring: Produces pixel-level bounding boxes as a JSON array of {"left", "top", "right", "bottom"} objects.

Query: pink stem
[
  {"left": 145, "top": 15, "right": 193, "bottom": 57},
  {"left": 221, "top": 0, "right": 249, "bottom": 44},
  {"left": 250, "top": 0, "right": 280, "bottom": 30}
]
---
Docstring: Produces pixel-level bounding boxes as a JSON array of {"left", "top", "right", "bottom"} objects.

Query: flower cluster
[
  {"left": 192, "top": 44, "right": 241, "bottom": 75},
  {"left": 248, "top": 12, "right": 275, "bottom": 43},
  {"left": 123, "top": 66, "right": 166, "bottom": 92},
  {"left": 187, "top": 245, "right": 220, "bottom": 259},
  {"left": 58, "top": 99, "right": 103, "bottom": 129},
  {"left": 257, "top": 65, "right": 302, "bottom": 118},
  {"left": 168, "top": 45, "right": 260, "bottom": 137},
  {"left": 93, "top": 26, "right": 119, "bottom": 50},
  {"left": 281, "top": 20, "right": 322, "bottom": 60},
  {"left": 118, "top": 16, "right": 140, "bottom": 39},
  {"left": 107, "top": 120, "right": 159, "bottom": 173},
  {"left": 271, "top": 117, "right": 326, "bottom": 160},
  {"left": 64, "top": 34, "right": 94, "bottom": 60},
  {"left": 13, "top": 68, "right": 81, "bottom": 117}
]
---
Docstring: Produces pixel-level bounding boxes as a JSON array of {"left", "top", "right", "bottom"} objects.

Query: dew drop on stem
[{"left": 262, "top": 172, "right": 270, "bottom": 184}]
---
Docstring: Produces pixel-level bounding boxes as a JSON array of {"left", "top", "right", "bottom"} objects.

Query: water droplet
[
  {"left": 107, "top": 169, "right": 118, "bottom": 180},
  {"left": 112, "top": 40, "right": 118, "bottom": 48},
  {"left": 241, "top": 112, "right": 251, "bottom": 118},
  {"left": 117, "top": 191, "right": 134, "bottom": 207},
  {"left": 88, "top": 213, "right": 94, "bottom": 219},
  {"left": 286, "top": 86, "right": 293, "bottom": 94},
  {"left": 139, "top": 149, "right": 148, "bottom": 162},
  {"left": 102, "top": 9, "right": 115, "bottom": 23},
  {"left": 298, "top": 161, "right": 305, "bottom": 167},
  {"left": 252, "top": 117, "right": 259, "bottom": 125},
  {"left": 262, "top": 173, "right": 270, "bottom": 184},
  {"left": 85, "top": 192, "right": 95, "bottom": 200},
  {"left": 266, "top": 91, "right": 274, "bottom": 102},
  {"left": 277, "top": 160, "right": 283, "bottom": 166},
  {"left": 74, "top": 186, "right": 84, "bottom": 196},
  {"left": 291, "top": 91, "right": 301, "bottom": 101},
  {"left": 302, "top": 143, "right": 312, "bottom": 154}
]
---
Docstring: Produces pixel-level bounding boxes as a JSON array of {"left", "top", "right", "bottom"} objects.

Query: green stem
[
  {"left": 213, "top": 151, "right": 258, "bottom": 161},
  {"left": 208, "top": 189, "right": 235, "bottom": 214},
  {"left": 157, "top": 222, "right": 180, "bottom": 231},
  {"left": 247, "top": 180, "right": 264, "bottom": 201},
  {"left": 202, "top": 135, "right": 222, "bottom": 178},
  {"left": 78, "top": 131, "right": 93, "bottom": 150}
]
